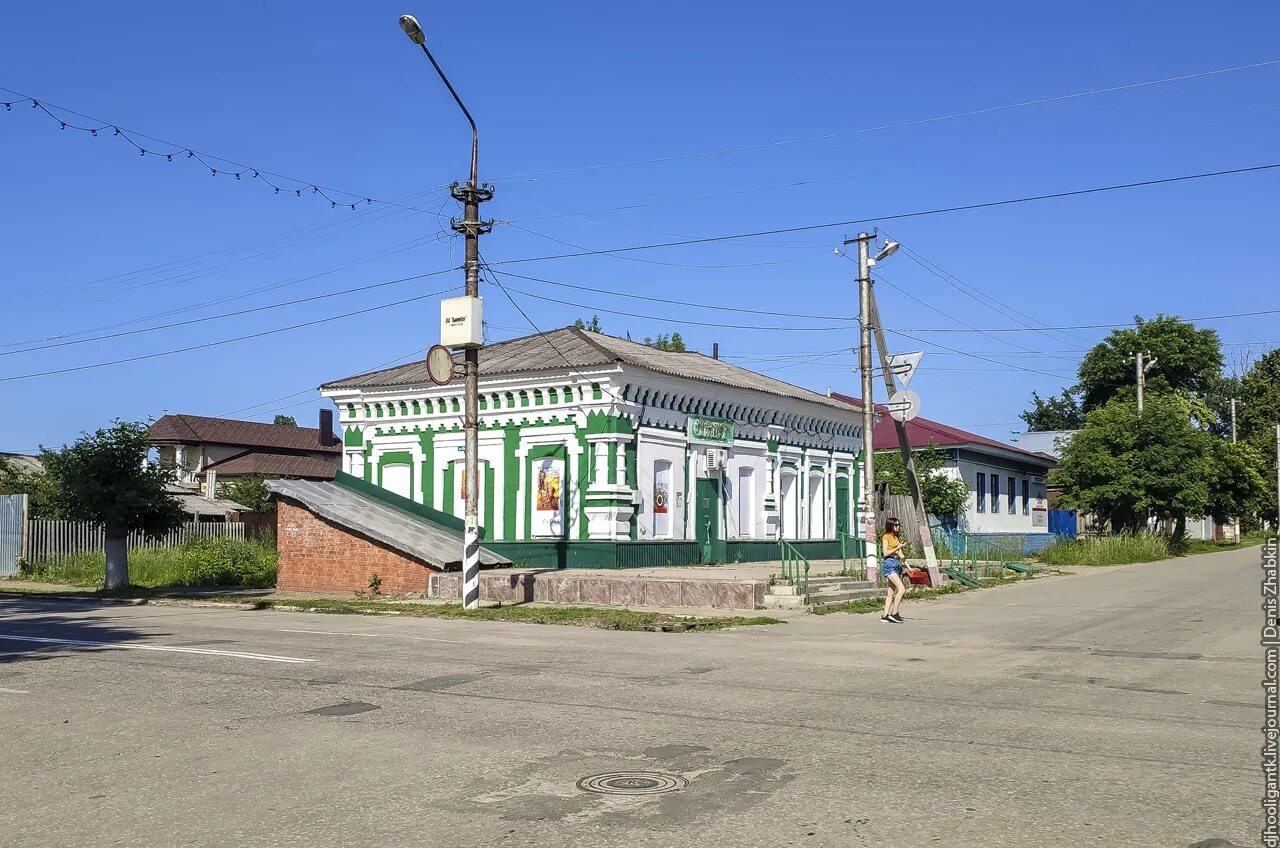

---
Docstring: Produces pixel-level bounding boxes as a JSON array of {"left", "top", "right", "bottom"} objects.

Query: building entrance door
[
  {"left": 695, "top": 477, "right": 721, "bottom": 563},
  {"left": 835, "top": 477, "right": 850, "bottom": 538}
]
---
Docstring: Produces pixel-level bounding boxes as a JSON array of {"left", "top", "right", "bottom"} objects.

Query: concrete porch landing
[{"left": 427, "top": 560, "right": 865, "bottom": 612}]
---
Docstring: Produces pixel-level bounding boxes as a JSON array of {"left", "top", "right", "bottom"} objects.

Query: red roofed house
[
  {"left": 829, "top": 393, "right": 1056, "bottom": 538},
  {"left": 148, "top": 410, "right": 341, "bottom": 485}
]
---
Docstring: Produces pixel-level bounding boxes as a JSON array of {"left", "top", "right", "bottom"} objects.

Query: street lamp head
[
  {"left": 873, "top": 240, "right": 900, "bottom": 263},
  {"left": 399, "top": 14, "right": 426, "bottom": 45}
]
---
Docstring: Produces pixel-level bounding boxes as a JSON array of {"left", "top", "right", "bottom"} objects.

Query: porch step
[{"left": 762, "top": 578, "right": 878, "bottom": 609}]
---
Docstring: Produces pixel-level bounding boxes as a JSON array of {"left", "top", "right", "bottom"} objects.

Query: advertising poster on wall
[
  {"left": 653, "top": 464, "right": 671, "bottom": 538},
  {"left": 533, "top": 458, "right": 564, "bottom": 537}
]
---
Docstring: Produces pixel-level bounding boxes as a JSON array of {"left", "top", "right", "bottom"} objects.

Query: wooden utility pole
[{"left": 869, "top": 291, "right": 942, "bottom": 587}]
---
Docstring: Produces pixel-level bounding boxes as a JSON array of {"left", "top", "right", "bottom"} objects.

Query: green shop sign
[{"left": 687, "top": 415, "right": 734, "bottom": 445}]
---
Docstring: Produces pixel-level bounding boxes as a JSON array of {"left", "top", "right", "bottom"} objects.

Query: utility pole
[
  {"left": 1230, "top": 398, "right": 1240, "bottom": 542},
  {"left": 401, "top": 15, "right": 493, "bottom": 608},
  {"left": 869, "top": 292, "right": 942, "bottom": 587},
  {"left": 1135, "top": 351, "right": 1157, "bottom": 413},
  {"left": 846, "top": 232, "right": 878, "bottom": 582}
]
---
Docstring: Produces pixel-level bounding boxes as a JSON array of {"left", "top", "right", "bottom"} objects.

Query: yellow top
[{"left": 883, "top": 532, "right": 902, "bottom": 557}]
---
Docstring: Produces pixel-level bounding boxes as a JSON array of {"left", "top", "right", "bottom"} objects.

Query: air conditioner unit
[{"left": 705, "top": 447, "right": 728, "bottom": 474}]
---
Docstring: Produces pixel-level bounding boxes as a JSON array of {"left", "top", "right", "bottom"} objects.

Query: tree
[
  {"left": 1076, "top": 314, "right": 1223, "bottom": 411},
  {"left": 875, "top": 443, "right": 969, "bottom": 520},
  {"left": 1019, "top": 388, "right": 1084, "bottom": 432},
  {"left": 272, "top": 415, "right": 297, "bottom": 427},
  {"left": 41, "top": 421, "right": 186, "bottom": 589},
  {"left": 1236, "top": 348, "right": 1280, "bottom": 522},
  {"left": 573, "top": 315, "right": 603, "bottom": 333},
  {"left": 643, "top": 332, "right": 686, "bottom": 352},
  {"left": 217, "top": 475, "right": 275, "bottom": 513},
  {"left": 1050, "top": 393, "right": 1263, "bottom": 535},
  {"left": 0, "top": 457, "right": 61, "bottom": 518}
]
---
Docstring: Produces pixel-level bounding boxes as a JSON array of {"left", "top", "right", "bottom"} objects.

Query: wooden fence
[{"left": 24, "top": 520, "right": 245, "bottom": 565}]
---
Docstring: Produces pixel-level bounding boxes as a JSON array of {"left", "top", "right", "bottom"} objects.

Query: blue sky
[{"left": 2, "top": 1, "right": 1277, "bottom": 452}]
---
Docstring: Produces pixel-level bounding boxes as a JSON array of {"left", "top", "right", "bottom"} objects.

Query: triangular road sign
[{"left": 886, "top": 351, "right": 925, "bottom": 387}]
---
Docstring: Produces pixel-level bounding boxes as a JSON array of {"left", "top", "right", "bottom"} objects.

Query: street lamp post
[{"left": 399, "top": 14, "right": 493, "bottom": 608}]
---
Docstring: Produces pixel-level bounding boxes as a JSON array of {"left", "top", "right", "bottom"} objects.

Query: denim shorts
[{"left": 881, "top": 555, "right": 901, "bottom": 578}]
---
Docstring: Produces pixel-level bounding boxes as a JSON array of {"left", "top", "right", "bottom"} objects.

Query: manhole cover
[{"left": 577, "top": 772, "right": 688, "bottom": 795}]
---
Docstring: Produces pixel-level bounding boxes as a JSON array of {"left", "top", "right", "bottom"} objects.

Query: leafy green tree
[
  {"left": 272, "top": 415, "right": 297, "bottom": 427},
  {"left": 1236, "top": 348, "right": 1280, "bottom": 521},
  {"left": 643, "top": 332, "right": 686, "bottom": 352},
  {"left": 41, "top": 421, "right": 186, "bottom": 589},
  {"left": 1076, "top": 314, "right": 1223, "bottom": 411},
  {"left": 1051, "top": 393, "right": 1262, "bottom": 535},
  {"left": 0, "top": 457, "right": 61, "bottom": 518},
  {"left": 217, "top": 475, "right": 276, "bottom": 513},
  {"left": 1205, "top": 438, "right": 1267, "bottom": 527},
  {"left": 573, "top": 315, "right": 603, "bottom": 333},
  {"left": 1019, "top": 388, "right": 1084, "bottom": 432},
  {"left": 875, "top": 443, "right": 969, "bottom": 519}
]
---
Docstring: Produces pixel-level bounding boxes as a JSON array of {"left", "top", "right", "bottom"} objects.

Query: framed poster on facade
[
  {"left": 653, "top": 463, "right": 671, "bottom": 538},
  {"left": 532, "top": 457, "right": 564, "bottom": 537}
]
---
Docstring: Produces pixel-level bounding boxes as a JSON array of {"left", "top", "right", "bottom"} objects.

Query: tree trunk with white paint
[{"left": 104, "top": 534, "right": 128, "bottom": 589}]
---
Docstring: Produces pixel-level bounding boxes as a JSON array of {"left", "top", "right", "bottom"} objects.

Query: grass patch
[
  {"left": 1183, "top": 530, "right": 1271, "bottom": 556},
  {"left": 813, "top": 573, "right": 1035, "bottom": 615},
  {"left": 1035, "top": 533, "right": 1171, "bottom": 566},
  {"left": 21, "top": 536, "right": 278, "bottom": 589}
]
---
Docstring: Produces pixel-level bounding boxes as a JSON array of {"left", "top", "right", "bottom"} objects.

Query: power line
[
  {"left": 891, "top": 305, "right": 1280, "bottom": 332},
  {"left": 882, "top": 234, "right": 1095, "bottom": 349},
  {"left": 495, "top": 283, "right": 857, "bottom": 332},
  {"left": 484, "top": 162, "right": 1280, "bottom": 266},
  {"left": 0, "top": 85, "right": 452, "bottom": 214},
  {"left": 219, "top": 345, "right": 428, "bottom": 418},
  {"left": 2, "top": 231, "right": 453, "bottom": 349},
  {"left": 490, "top": 59, "right": 1280, "bottom": 181},
  {"left": 885, "top": 328, "right": 1077, "bottom": 380},
  {"left": 507, "top": 222, "right": 830, "bottom": 270},
  {"left": 493, "top": 268, "right": 854, "bottom": 321},
  {"left": 34, "top": 188, "right": 452, "bottom": 301},
  {"left": 0, "top": 268, "right": 458, "bottom": 357},
  {"left": 0, "top": 288, "right": 454, "bottom": 384},
  {"left": 481, "top": 261, "right": 623, "bottom": 400}
]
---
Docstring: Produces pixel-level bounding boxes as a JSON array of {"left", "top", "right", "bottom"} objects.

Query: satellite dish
[
  {"left": 888, "top": 389, "right": 921, "bottom": 423},
  {"left": 426, "top": 344, "right": 456, "bottom": 386}
]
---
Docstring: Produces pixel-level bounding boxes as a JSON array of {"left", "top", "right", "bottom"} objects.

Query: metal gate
[{"left": 0, "top": 494, "right": 28, "bottom": 576}]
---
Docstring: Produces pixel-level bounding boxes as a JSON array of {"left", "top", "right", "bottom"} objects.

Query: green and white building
[{"left": 320, "top": 327, "right": 868, "bottom": 566}]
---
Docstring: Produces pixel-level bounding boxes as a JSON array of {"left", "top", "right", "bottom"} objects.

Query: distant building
[
  {"left": 830, "top": 395, "right": 1056, "bottom": 536},
  {"left": 0, "top": 453, "right": 43, "bottom": 475},
  {"left": 148, "top": 411, "right": 341, "bottom": 483}
]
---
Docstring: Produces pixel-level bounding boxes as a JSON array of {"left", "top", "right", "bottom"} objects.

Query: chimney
[
  {"left": 319, "top": 408, "right": 338, "bottom": 447},
  {"left": 712, "top": 342, "right": 719, "bottom": 360}
]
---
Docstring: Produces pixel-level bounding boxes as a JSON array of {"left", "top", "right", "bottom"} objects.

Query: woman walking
[{"left": 880, "top": 517, "right": 908, "bottom": 623}]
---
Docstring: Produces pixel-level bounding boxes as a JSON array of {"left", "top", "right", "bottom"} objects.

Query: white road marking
[
  {"left": 0, "top": 634, "right": 315, "bottom": 664},
  {"left": 278, "top": 628, "right": 469, "bottom": 644},
  {"left": 0, "top": 686, "right": 29, "bottom": 694}
]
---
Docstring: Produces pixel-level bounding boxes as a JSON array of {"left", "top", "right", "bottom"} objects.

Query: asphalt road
[{"left": 0, "top": 547, "right": 1264, "bottom": 848}]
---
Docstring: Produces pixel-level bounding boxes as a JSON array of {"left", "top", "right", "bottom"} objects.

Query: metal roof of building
[
  {"left": 323, "top": 327, "right": 862, "bottom": 414},
  {"left": 149, "top": 414, "right": 341, "bottom": 454},
  {"left": 268, "top": 478, "right": 509, "bottom": 569}
]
